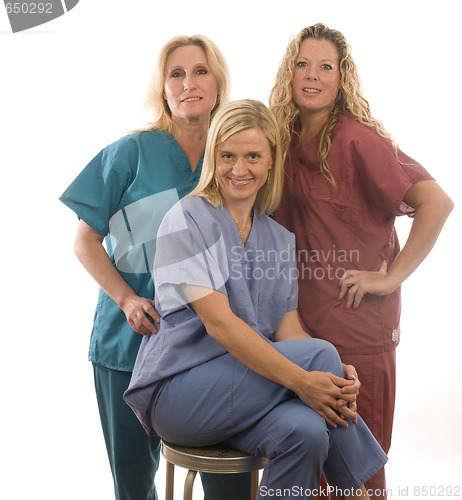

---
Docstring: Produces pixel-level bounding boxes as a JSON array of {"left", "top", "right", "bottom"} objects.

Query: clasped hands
[{"left": 297, "top": 363, "right": 360, "bottom": 429}]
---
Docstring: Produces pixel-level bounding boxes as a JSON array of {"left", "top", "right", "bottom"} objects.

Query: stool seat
[{"left": 161, "top": 441, "right": 268, "bottom": 499}]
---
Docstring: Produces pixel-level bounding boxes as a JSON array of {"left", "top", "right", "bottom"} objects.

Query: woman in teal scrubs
[{"left": 60, "top": 35, "right": 250, "bottom": 500}]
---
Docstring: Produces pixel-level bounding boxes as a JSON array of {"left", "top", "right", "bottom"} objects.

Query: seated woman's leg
[
  {"left": 227, "top": 397, "right": 330, "bottom": 499},
  {"left": 323, "top": 414, "right": 387, "bottom": 495},
  {"left": 151, "top": 338, "right": 339, "bottom": 445},
  {"left": 152, "top": 337, "right": 386, "bottom": 498}
]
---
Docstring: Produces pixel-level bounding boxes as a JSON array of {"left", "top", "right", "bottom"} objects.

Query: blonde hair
[
  {"left": 135, "top": 34, "right": 230, "bottom": 133},
  {"left": 188, "top": 100, "right": 284, "bottom": 215},
  {"left": 269, "top": 23, "right": 394, "bottom": 193}
]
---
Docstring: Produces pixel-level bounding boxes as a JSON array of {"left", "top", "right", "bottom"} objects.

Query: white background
[{"left": 1, "top": 0, "right": 461, "bottom": 498}]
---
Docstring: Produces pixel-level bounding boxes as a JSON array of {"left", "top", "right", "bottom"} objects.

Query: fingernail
[{"left": 343, "top": 305, "right": 348, "bottom": 311}]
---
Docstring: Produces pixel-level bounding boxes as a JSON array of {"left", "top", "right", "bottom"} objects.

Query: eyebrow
[
  {"left": 297, "top": 56, "right": 336, "bottom": 63},
  {"left": 166, "top": 61, "right": 209, "bottom": 71}
]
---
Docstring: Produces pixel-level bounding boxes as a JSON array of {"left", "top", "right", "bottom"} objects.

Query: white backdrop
[{"left": 1, "top": 0, "right": 460, "bottom": 498}]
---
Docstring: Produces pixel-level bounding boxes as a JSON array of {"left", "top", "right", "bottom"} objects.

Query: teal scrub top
[{"left": 60, "top": 130, "right": 203, "bottom": 371}]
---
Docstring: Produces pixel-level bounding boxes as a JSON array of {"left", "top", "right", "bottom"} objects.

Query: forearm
[
  {"left": 189, "top": 289, "right": 356, "bottom": 427},
  {"left": 206, "top": 308, "right": 356, "bottom": 427},
  {"left": 388, "top": 181, "right": 454, "bottom": 288},
  {"left": 74, "top": 222, "right": 137, "bottom": 309},
  {"left": 208, "top": 309, "right": 308, "bottom": 392}
]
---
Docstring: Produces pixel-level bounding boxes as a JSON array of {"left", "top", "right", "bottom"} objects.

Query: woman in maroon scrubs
[{"left": 270, "top": 23, "right": 453, "bottom": 500}]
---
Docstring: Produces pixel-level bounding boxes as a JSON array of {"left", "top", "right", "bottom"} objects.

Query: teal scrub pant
[{"left": 93, "top": 364, "right": 251, "bottom": 500}]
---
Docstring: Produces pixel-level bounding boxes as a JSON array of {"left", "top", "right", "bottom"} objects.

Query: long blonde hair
[
  {"left": 134, "top": 34, "right": 230, "bottom": 133},
  {"left": 269, "top": 23, "right": 394, "bottom": 193},
  {"left": 188, "top": 100, "right": 284, "bottom": 215}
]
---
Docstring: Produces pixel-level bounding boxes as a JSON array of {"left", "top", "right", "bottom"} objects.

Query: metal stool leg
[
  {"left": 183, "top": 469, "right": 198, "bottom": 500},
  {"left": 165, "top": 461, "right": 175, "bottom": 500}
]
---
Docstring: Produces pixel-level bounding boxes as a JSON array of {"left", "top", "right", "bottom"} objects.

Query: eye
[
  {"left": 296, "top": 61, "right": 307, "bottom": 68},
  {"left": 248, "top": 153, "right": 261, "bottom": 161},
  {"left": 219, "top": 152, "right": 233, "bottom": 160},
  {"left": 196, "top": 67, "right": 208, "bottom": 75},
  {"left": 170, "top": 69, "right": 184, "bottom": 78},
  {"left": 321, "top": 64, "right": 333, "bottom": 70}
]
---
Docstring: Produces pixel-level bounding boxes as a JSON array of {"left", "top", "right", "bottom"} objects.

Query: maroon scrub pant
[{"left": 318, "top": 350, "right": 396, "bottom": 500}]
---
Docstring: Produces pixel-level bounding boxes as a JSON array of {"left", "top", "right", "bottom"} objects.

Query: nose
[
  {"left": 231, "top": 157, "right": 248, "bottom": 176},
  {"left": 183, "top": 72, "right": 196, "bottom": 90},
  {"left": 305, "top": 68, "right": 319, "bottom": 80}
]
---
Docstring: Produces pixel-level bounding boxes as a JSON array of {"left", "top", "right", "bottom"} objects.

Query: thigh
[
  {"left": 227, "top": 397, "right": 328, "bottom": 458},
  {"left": 93, "top": 364, "right": 161, "bottom": 469},
  {"left": 153, "top": 338, "right": 342, "bottom": 445},
  {"left": 152, "top": 353, "right": 237, "bottom": 444}
]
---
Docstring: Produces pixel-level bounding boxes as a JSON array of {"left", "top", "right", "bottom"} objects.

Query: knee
[
  {"left": 277, "top": 413, "right": 330, "bottom": 460},
  {"left": 310, "top": 339, "right": 343, "bottom": 377}
]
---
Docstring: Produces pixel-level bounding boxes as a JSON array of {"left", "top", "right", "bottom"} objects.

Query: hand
[
  {"left": 338, "top": 364, "right": 360, "bottom": 424},
  {"left": 296, "top": 371, "right": 358, "bottom": 428},
  {"left": 121, "top": 295, "right": 160, "bottom": 335},
  {"left": 338, "top": 260, "right": 397, "bottom": 310}
]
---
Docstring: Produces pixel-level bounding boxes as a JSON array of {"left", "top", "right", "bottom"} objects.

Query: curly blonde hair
[
  {"left": 188, "top": 99, "right": 284, "bottom": 215},
  {"left": 134, "top": 34, "right": 230, "bottom": 133},
  {"left": 269, "top": 23, "right": 393, "bottom": 193}
]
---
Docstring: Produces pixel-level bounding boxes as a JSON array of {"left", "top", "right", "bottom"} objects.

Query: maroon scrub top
[{"left": 273, "top": 113, "right": 433, "bottom": 355}]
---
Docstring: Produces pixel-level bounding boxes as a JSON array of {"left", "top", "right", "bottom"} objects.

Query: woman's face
[
  {"left": 164, "top": 45, "right": 219, "bottom": 123},
  {"left": 216, "top": 127, "right": 273, "bottom": 209},
  {"left": 291, "top": 38, "right": 341, "bottom": 118}
]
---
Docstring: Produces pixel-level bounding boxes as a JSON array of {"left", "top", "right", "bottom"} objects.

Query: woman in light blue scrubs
[
  {"left": 124, "top": 100, "right": 388, "bottom": 500},
  {"left": 60, "top": 35, "right": 251, "bottom": 500}
]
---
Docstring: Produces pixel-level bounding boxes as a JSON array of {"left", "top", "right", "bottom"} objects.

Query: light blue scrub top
[
  {"left": 124, "top": 196, "right": 298, "bottom": 435},
  {"left": 59, "top": 130, "right": 203, "bottom": 371}
]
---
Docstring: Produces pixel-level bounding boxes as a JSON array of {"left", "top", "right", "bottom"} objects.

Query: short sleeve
[
  {"left": 59, "top": 136, "right": 137, "bottom": 235},
  {"left": 154, "top": 201, "right": 230, "bottom": 311},
  {"left": 352, "top": 130, "right": 433, "bottom": 217}
]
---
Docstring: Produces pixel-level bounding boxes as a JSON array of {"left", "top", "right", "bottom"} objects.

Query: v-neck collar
[{"left": 222, "top": 204, "right": 259, "bottom": 249}]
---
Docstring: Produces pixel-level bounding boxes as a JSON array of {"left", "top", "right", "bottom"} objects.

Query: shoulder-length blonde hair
[
  {"left": 135, "top": 34, "right": 230, "bottom": 133},
  {"left": 269, "top": 23, "right": 394, "bottom": 193},
  {"left": 188, "top": 99, "right": 284, "bottom": 215}
]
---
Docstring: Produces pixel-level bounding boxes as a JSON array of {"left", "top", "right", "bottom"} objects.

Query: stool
[{"left": 161, "top": 440, "right": 268, "bottom": 500}]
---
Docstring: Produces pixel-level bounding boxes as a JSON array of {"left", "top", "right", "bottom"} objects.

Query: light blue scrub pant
[
  {"left": 152, "top": 339, "right": 388, "bottom": 500},
  {"left": 93, "top": 364, "right": 251, "bottom": 500}
]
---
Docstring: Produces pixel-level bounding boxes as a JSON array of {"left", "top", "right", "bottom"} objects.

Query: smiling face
[
  {"left": 163, "top": 45, "right": 219, "bottom": 123},
  {"left": 216, "top": 127, "right": 273, "bottom": 210},
  {"left": 292, "top": 38, "right": 341, "bottom": 120}
]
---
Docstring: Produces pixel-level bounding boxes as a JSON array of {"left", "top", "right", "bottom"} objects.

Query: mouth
[
  {"left": 182, "top": 96, "right": 202, "bottom": 102},
  {"left": 302, "top": 88, "right": 321, "bottom": 94},
  {"left": 228, "top": 177, "right": 253, "bottom": 186}
]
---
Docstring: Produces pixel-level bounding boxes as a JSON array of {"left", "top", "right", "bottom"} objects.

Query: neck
[
  {"left": 171, "top": 116, "right": 210, "bottom": 171},
  {"left": 224, "top": 199, "right": 255, "bottom": 226},
  {"left": 171, "top": 114, "right": 210, "bottom": 144},
  {"left": 226, "top": 201, "right": 255, "bottom": 245},
  {"left": 298, "top": 108, "right": 331, "bottom": 144}
]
